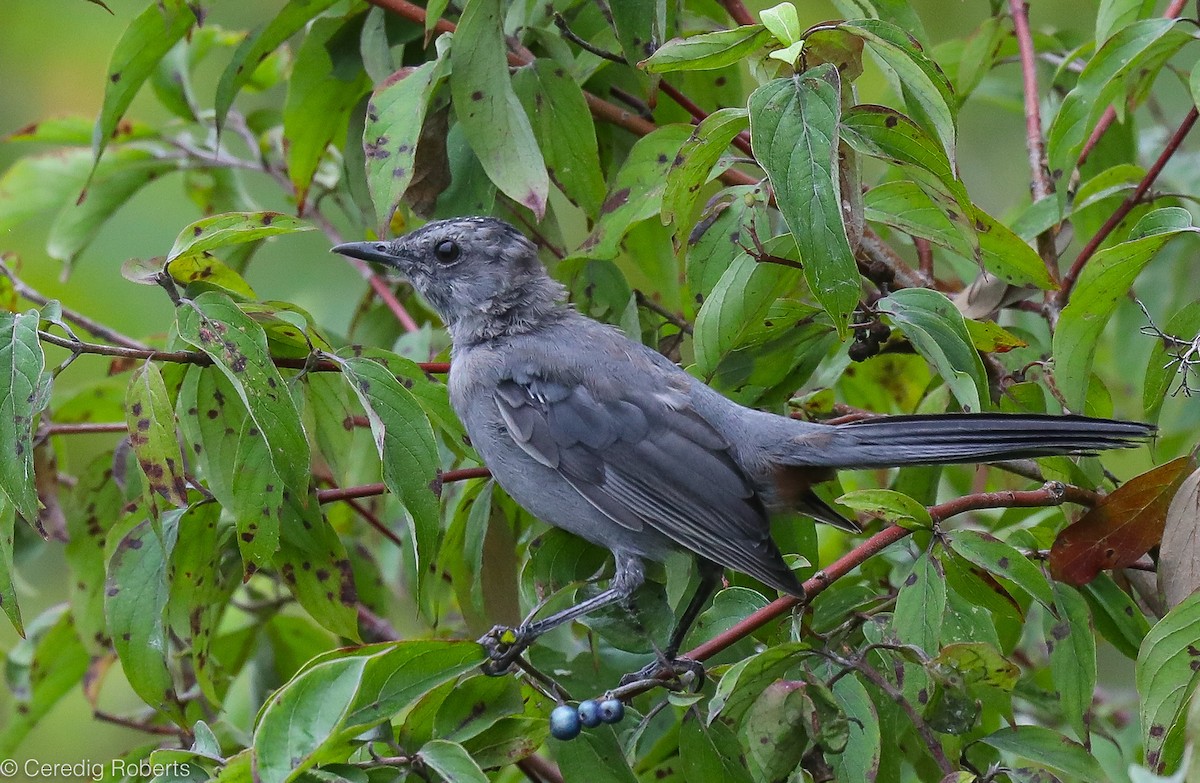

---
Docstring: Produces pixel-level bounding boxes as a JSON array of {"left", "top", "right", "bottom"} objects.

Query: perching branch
[{"left": 681, "top": 482, "right": 1081, "bottom": 664}]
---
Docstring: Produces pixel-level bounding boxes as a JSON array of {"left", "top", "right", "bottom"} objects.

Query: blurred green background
[{"left": 0, "top": 0, "right": 1190, "bottom": 768}]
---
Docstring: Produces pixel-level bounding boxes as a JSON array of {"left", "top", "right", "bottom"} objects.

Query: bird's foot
[
  {"left": 477, "top": 625, "right": 533, "bottom": 676},
  {"left": 618, "top": 655, "right": 706, "bottom": 691}
]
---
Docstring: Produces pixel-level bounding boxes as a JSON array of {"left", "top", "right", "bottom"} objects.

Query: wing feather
[{"left": 492, "top": 375, "right": 802, "bottom": 595}]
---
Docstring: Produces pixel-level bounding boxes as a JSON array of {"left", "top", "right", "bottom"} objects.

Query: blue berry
[
  {"left": 597, "top": 698, "right": 625, "bottom": 724},
  {"left": 549, "top": 704, "right": 581, "bottom": 740},
  {"left": 577, "top": 699, "right": 602, "bottom": 728}
]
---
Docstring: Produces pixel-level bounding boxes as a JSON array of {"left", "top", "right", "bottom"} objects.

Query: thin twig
[
  {"left": 0, "top": 259, "right": 150, "bottom": 350},
  {"left": 634, "top": 290, "right": 694, "bottom": 335},
  {"left": 44, "top": 422, "right": 129, "bottom": 436},
  {"left": 35, "top": 330, "right": 450, "bottom": 374},
  {"left": 1058, "top": 106, "right": 1199, "bottom": 304},
  {"left": 94, "top": 710, "right": 189, "bottom": 739},
  {"left": 315, "top": 467, "right": 490, "bottom": 505},
  {"left": 1009, "top": 0, "right": 1059, "bottom": 277},
  {"left": 553, "top": 13, "right": 625, "bottom": 63}
]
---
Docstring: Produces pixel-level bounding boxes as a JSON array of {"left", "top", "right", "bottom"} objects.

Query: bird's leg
[
  {"left": 478, "top": 554, "right": 645, "bottom": 675},
  {"left": 618, "top": 561, "right": 721, "bottom": 688}
]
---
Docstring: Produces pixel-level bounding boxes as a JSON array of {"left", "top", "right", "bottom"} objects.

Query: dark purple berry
[
  {"left": 577, "top": 699, "right": 602, "bottom": 728},
  {"left": 597, "top": 698, "right": 625, "bottom": 724},
  {"left": 549, "top": 704, "right": 581, "bottom": 740}
]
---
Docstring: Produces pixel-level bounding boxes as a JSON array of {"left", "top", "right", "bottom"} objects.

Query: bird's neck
[{"left": 448, "top": 279, "right": 569, "bottom": 347}]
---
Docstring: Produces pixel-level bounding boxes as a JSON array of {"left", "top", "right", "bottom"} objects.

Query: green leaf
[
  {"left": 878, "top": 288, "right": 989, "bottom": 411},
  {"left": 980, "top": 725, "right": 1103, "bottom": 779},
  {"left": 741, "top": 680, "right": 810, "bottom": 782},
  {"left": 1096, "top": 0, "right": 1156, "bottom": 45},
  {"left": 274, "top": 493, "right": 359, "bottom": 639},
  {"left": 0, "top": 309, "right": 44, "bottom": 525},
  {"left": 679, "top": 711, "right": 754, "bottom": 783},
  {"left": 609, "top": 0, "right": 663, "bottom": 72},
  {"left": 1081, "top": 573, "right": 1150, "bottom": 660},
  {"left": 761, "top": 3, "right": 802, "bottom": 44},
  {"left": 662, "top": 108, "right": 749, "bottom": 228},
  {"left": 168, "top": 211, "right": 313, "bottom": 262},
  {"left": 125, "top": 362, "right": 189, "bottom": 507},
  {"left": 839, "top": 104, "right": 959, "bottom": 198},
  {"left": 177, "top": 367, "right": 282, "bottom": 567},
  {"left": 1046, "top": 18, "right": 1189, "bottom": 183},
  {"left": 749, "top": 67, "right": 859, "bottom": 336},
  {"left": 63, "top": 454, "right": 124, "bottom": 653},
  {"left": 106, "top": 513, "right": 183, "bottom": 720},
  {"left": 0, "top": 499, "right": 18, "bottom": 635},
  {"left": 166, "top": 502, "right": 233, "bottom": 705},
  {"left": 49, "top": 152, "right": 179, "bottom": 270},
  {"left": 364, "top": 60, "right": 448, "bottom": 228},
  {"left": 693, "top": 245, "right": 800, "bottom": 378},
  {"left": 433, "top": 674, "right": 523, "bottom": 741},
  {"left": 0, "top": 607, "right": 89, "bottom": 756},
  {"left": 1053, "top": 207, "right": 1196, "bottom": 410},
  {"left": 418, "top": 739, "right": 488, "bottom": 783},
  {"left": 165, "top": 253, "right": 258, "bottom": 301},
  {"left": 837, "top": 19, "right": 956, "bottom": 163},
  {"left": 1045, "top": 583, "right": 1096, "bottom": 740},
  {"left": 554, "top": 726, "right": 638, "bottom": 783},
  {"left": 579, "top": 124, "right": 694, "bottom": 259},
  {"left": 450, "top": 0, "right": 548, "bottom": 216},
  {"left": 893, "top": 549, "right": 945, "bottom": 654},
  {"left": 948, "top": 529, "right": 1055, "bottom": 611},
  {"left": 512, "top": 59, "right": 606, "bottom": 217},
  {"left": 829, "top": 673, "right": 881, "bottom": 781},
  {"left": 253, "top": 641, "right": 484, "bottom": 783},
  {"left": 214, "top": 0, "right": 341, "bottom": 130},
  {"left": 283, "top": 17, "right": 372, "bottom": 206},
  {"left": 685, "top": 185, "right": 769, "bottom": 299},
  {"left": 176, "top": 292, "right": 311, "bottom": 502},
  {"left": 333, "top": 356, "right": 440, "bottom": 601},
  {"left": 1137, "top": 590, "right": 1200, "bottom": 773},
  {"left": 708, "top": 641, "right": 810, "bottom": 724},
  {"left": 640, "top": 26, "right": 771, "bottom": 73},
  {"left": 864, "top": 180, "right": 1053, "bottom": 288},
  {"left": 837, "top": 488, "right": 932, "bottom": 528},
  {"left": 92, "top": 0, "right": 196, "bottom": 165}
]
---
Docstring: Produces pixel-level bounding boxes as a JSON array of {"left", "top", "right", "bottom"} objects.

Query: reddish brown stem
[
  {"left": 719, "top": 0, "right": 756, "bottom": 26},
  {"left": 1058, "top": 106, "right": 1199, "bottom": 304},
  {"left": 516, "top": 755, "right": 565, "bottom": 783},
  {"left": 1010, "top": 0, "right": 1059, "bottom": 277},
  {"left": 316, "top": 467, "right": 490, "bottom": 505},
  {"left": 681, "top": 483, "right": 1079, "bottom": 663}
]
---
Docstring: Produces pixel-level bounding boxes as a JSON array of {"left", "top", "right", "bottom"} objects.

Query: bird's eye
[{"left": 433, "top": 240, "right": 460, "bottom": 264}]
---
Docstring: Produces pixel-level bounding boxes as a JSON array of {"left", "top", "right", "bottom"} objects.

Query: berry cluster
[{"left": 549, "top": 698, "right": 626, "bottom": 740}]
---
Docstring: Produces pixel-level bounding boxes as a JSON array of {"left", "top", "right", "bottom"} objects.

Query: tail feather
[{"left": 784, "top": 413, "right": 1154, "bottom": 469}]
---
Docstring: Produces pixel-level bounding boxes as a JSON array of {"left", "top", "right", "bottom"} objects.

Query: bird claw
[
  {"left": 477, "top": 624, "right": 532, "bottom": 676},
  {"left": 618, "top": 656, "right": 706, "bottom": 690}
]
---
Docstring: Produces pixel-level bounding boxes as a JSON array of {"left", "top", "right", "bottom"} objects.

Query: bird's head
[{"left": 332, "top": 217, "right": 565, "bottom": 339}]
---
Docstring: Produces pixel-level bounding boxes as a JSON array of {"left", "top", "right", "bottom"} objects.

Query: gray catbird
[{"left": 334, "top": 217, "right": 1152, "bottom": 674}]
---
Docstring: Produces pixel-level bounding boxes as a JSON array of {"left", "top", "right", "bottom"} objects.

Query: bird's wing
[{"left": 493, "top": 374, "right": 802, "bottom": 595}]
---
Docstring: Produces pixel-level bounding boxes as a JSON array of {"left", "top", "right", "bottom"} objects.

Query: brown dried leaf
[
  {"left": 403, "top": 98, "right": 451, "bottom": 219},
  {"left": 33, "top": 440, "right": 67, "bottom": 541},
  {"left": 1159, "top": 464, "right": 1200, "bottom": 609},
  {"left": 1050, "top": 456, "right": 1195, "bottom": 586}
]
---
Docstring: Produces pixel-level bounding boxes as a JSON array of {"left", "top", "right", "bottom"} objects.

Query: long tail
[{"left": 783, "top": 413, "right": 1154, "bottom": 469}]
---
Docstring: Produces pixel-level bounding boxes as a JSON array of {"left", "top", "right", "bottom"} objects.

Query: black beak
[{"left": 331, "top": 241, "right": 403, "bottom": 269}]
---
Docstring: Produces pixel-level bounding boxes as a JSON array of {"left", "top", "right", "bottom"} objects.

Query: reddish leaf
[{"left": 1050, "top": 456, "right": 1195, "bottom": 586}]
